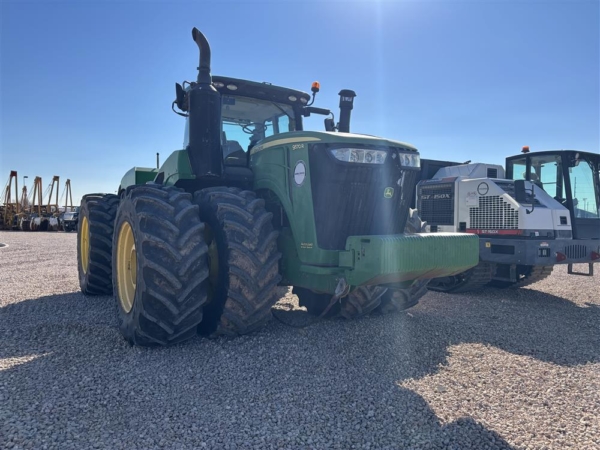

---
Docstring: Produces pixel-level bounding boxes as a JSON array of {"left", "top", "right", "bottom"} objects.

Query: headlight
[
  {"left": 330, "top": 148, "right": 387, "bottom": 164},
  {"left": 398, "top": 151, "right": 420, "bottom": 168}
]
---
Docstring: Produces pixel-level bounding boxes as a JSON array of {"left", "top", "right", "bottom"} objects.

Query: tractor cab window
[
  {"left": 529, "top": 155, "right": 562, "bottom": 198},
  {"left": 221, "top": 95, "right": 295, "bottom": 165},
  {"left": 264, "top": 115, "right": 292, "bottom": 139},
  {"left": 509, "top": 155, "right": 564, "bottom": 200},
  {"left": 511, "top": 159, "right": 527, "bottom": 181}
]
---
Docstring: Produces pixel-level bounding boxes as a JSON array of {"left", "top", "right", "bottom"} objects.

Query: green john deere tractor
[{"left": 77, "top": 28, "right": 479, "bottom": 346}]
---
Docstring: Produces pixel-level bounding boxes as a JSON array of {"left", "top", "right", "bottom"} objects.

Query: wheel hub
[
  {"left": 116, "top": 222, "right": 136, "bottom": 313},
  {"left": 80, "top": 216, "right": 90, "bottom": 274}
]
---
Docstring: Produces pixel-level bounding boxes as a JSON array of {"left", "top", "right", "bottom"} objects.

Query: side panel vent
[
  {"left": 487, "top": 167, "right": 498, "bottom": 178},
  {"left": 564, "top": 245, "right": 587, "bottom": 259},
  {"left": 470, "top": 196, "right": 519, "bottom": 229}
]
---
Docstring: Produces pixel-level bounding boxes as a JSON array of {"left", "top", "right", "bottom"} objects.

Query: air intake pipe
[
  {"left": 187, "top": 27, "right": 222, "bottom": 178},
  {"left": 337, "top": 89, "right": 356, "bottom": 133}
]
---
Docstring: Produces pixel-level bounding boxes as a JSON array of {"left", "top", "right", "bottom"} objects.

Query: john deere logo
[{"left": 384, "top": 187, "right": 394, "bottom": 198}]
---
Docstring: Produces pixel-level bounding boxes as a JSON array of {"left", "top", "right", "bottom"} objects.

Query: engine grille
[
  {"left": 470, "top": 196, "right": 519, "bottom": 229},
  {"left": 417, "top": 183, "right": 455, "bottom": 226},
  {"left": 563, "top": 244, "right": 588, "bottom": 259},
  {"left": 309, "top": 144, "right": 416, "bottom": 250}
]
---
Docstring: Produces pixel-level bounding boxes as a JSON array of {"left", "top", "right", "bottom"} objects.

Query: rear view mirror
[
  {"left": 175, "top": 83, "right": 187, "bottom": 111},
  {"left": 302, "top": 106, "right": 331, "bottom": 117}
]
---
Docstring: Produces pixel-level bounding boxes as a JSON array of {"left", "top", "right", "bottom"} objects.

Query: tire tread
[{"left": 194, "top": 186, "right": 282, "bottom": 337}]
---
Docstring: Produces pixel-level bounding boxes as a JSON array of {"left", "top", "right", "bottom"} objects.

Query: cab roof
[{"left": 212, "top": 76, "right": 311, "bottom": 108}]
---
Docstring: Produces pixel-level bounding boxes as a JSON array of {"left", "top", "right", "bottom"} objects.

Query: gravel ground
[{"left": 1, "top": 231, "right": 598, "bottom": 450}]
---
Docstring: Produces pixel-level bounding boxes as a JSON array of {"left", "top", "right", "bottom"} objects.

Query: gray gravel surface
[{"left": 1, "top": 231, "right": 599, "bottom": 450}]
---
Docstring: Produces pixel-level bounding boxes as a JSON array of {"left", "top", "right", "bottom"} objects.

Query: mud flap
[{"left": 568, "top": 263, "right": 594, "bottom": 276}]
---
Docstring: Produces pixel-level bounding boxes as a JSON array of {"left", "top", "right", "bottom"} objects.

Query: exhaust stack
[
  {"left": 192, "top": 27, "right": 212, "bottom": 85},
  {"left": 186, "top": 27, "right": 222, "bottom": 178},
  {"left": 338, "top": 89, "right": 356, "bottom": 133}
]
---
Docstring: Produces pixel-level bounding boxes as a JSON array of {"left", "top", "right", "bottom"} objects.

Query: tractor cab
[
  {"left": 180, "top": 76, "right": 312, "bottom": 167},
  {"left": 176, "top": 73, "right": 340, "bottom": 168},
  {"left": 506, "top": 149, "right": 600, "bottom": 240}
]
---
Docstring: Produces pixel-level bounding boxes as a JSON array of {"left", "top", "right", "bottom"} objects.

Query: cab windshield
[{"left": 221, "top": 95, "right": 295, "bottom": 158}]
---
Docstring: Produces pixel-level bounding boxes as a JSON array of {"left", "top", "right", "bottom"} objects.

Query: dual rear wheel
[{"left": 77, "top": 185, "right": 281, "bottom": 346}]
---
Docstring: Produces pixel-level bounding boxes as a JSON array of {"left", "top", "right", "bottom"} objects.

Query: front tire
[
  {"left": 77, "top": 194, "right": 119, "bottom": 295},
  {"left": 113, "top": 185, "right": 209, "bottom": 346}
]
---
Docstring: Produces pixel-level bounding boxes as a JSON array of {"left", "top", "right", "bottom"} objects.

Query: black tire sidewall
[
  {"left": 77, "top": 199, "right": 93, "bottom": 292},
  {"left": 196, "top": 200, "right": 230, "bottom": 333},
  {"left": 194, "top": 187, "right": 282, "bottom": 336},
  {"left": 112, "top": 197, "right": 143, "bottom": 343}
]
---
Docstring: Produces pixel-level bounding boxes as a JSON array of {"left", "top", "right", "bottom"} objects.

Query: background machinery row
[{"left": 1, "top": 171, "right": 79, "bottom": 231}]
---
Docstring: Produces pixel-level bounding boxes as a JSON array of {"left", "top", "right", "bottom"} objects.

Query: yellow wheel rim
[
  {"left": 116, "top": 222, "right": 137, "bottom": 313},
  {"left": 80, "top": 216, "right": 90, "bottom": 274}
]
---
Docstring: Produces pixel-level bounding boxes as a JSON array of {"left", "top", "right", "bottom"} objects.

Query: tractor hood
[{"left": 250, "top": 131, "right": 418, "bottom": 155}]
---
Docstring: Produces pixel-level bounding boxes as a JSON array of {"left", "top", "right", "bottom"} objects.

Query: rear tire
[
  {"left": 77, "top": 194, "right": 119, "bottom": 295},
  {"left": 377, "top": 280, "right": 429, "bottom": 314},
  {"left": 194, "top": 187, "right": 282, "bottom": 337},
  {"left": 113, "top": 185, "right": 208, "bottom": 346},
  {"left": 340, "top": 286, "right": 387, "bottom": 319},
  {"left": 427, "top": 262, "right": 493, "bottom": 293}
]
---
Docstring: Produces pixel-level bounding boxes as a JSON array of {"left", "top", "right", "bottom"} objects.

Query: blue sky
[{"left": 1, "top": 0, "right": 598, "bottom": 203}]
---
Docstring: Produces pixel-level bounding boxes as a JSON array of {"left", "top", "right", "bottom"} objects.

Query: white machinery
[{"left": 416, "top": 149, "right": 600, "bottom": 292}]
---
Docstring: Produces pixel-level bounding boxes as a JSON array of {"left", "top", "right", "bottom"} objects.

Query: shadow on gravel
[
  {"left": 274, "top": 286, "right": 600, "bottom": 370},
  {"left": 417, "top": 286, "right": 600, "bottom": 368},
  {"left": 0, "top": 292, "right": 517, "bottom": 449}
]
